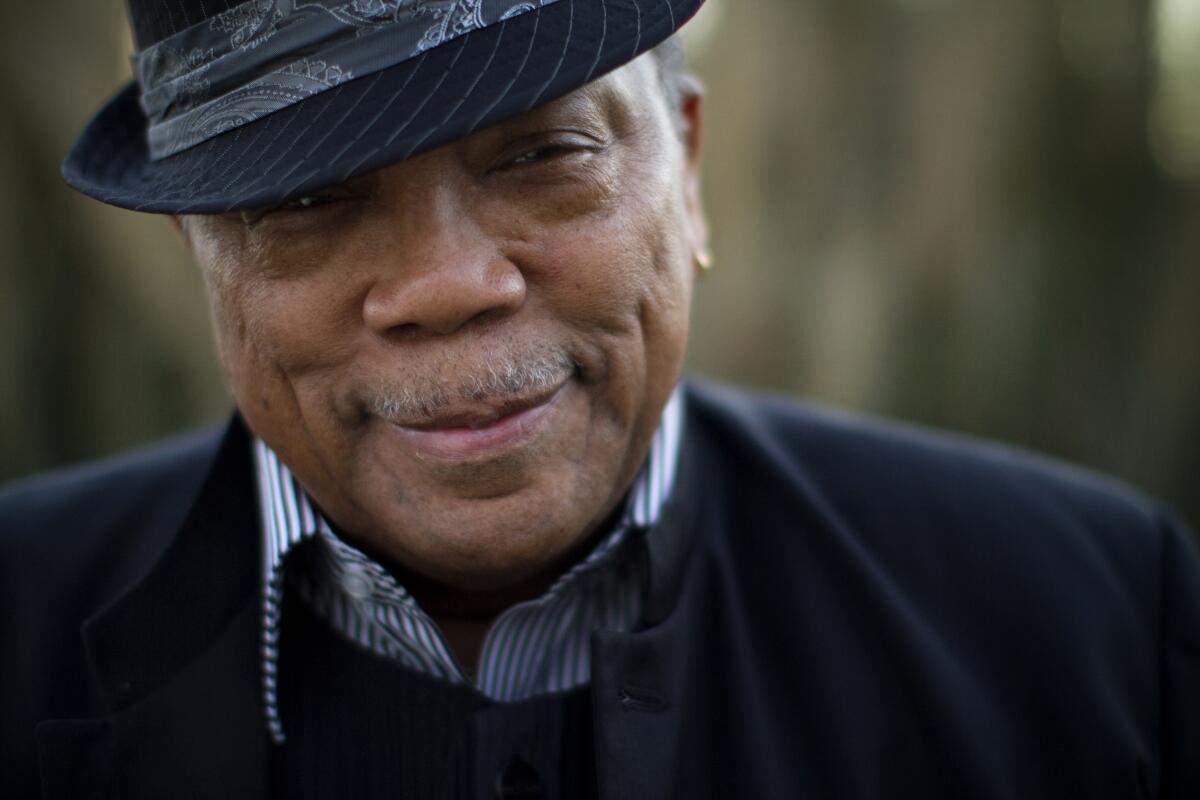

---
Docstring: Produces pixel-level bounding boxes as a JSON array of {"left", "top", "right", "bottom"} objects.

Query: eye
[
  {"left": 510, "top": 145, "right": 573, "bottom": 166},
  {"left": 282, "top": 193, "right": 335, "bottom": 210},
  {"left": 497, "top": 131, "right": 607, "bottom": 172},
  {"left": 238, "top": 190, "right": 359, "bottom": 227}
]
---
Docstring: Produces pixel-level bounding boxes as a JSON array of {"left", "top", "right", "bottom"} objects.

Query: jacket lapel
[
  {"left": 591, "top": 609, "right": 694, "bottom": 800},
  {"left": 591, "top": 400, "right": 704, "bottom": 800},
  {"left": 36, "top": 417, "right": 268, "bottom": 799}
]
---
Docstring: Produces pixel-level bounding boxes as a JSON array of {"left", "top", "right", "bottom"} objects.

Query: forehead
[{"left": 544, "top": 56, "right": 663, "bottom": 124}]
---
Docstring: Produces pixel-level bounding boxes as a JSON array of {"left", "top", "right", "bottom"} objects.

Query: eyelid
[
  {"left": 240, "top": 191, "right": 351, "bottom": 226},
  {"left": 285, "top": 195, "right": 326, "bottom": 209},
  {"left": 280, "top": 191, "right": 346, "bottom": 212},
  {"left": 495, "top": 129, "right": 608, "bottom": 170}
]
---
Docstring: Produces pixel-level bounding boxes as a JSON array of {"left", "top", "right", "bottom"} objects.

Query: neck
[
  {"left": 380, "top": 562, "right": 563, "bottom": 674},
  {"left": 381, "top": 516, "right": 621, "bottom": 671}
]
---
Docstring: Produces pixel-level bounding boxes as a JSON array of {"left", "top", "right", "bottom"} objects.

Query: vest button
[{"left": 494, "top": 755, "right": 543, "bottom": 800}]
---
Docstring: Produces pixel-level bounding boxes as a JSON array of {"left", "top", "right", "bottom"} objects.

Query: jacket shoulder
[
  {"left": 685, "top": 379, "right": 1166, "bottom": 537},
  {"left": 682, "top": 379, "right": 1195, "bottom": 628},
  {"left": 678, "top": 387, "right": 1200, "bottom": 796},
  {"left": 0, "top": 423, "right": 227, "bottom": 615}
]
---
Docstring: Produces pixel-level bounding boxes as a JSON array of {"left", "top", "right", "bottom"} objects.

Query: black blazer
[{"left": 3, "top": 381, "right": 1198, "bottom": 798}]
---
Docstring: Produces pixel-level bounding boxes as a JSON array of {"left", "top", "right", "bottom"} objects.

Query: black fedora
[{"left": 62, "top": 0, "right": 704, "bottom": 215}]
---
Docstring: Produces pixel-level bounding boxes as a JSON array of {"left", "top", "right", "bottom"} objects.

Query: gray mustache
[{"left": 367, "top": 348, "right": 576, "bottom": 421}]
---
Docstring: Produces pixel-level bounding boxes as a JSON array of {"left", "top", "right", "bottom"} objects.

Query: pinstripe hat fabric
[{"left": 62, "top": 0, "right": 705, "bottom": 214}]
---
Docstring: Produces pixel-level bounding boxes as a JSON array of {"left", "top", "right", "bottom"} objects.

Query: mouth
[{"left": 384, "top": 382, "right": 569, "bottom": 462}]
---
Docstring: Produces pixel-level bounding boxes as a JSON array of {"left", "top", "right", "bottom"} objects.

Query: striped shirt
[{"left": 253, "top": 386, "right": 684, "bottom": 743}]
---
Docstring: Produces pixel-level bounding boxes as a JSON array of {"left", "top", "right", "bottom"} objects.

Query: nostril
[{"left": 388, "top": 321, "right": 424, "bottom": 338}]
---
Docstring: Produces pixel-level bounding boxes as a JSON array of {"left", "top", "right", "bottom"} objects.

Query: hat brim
[{"left": 62, "top": 0, "right": 702, "bottom": 214}]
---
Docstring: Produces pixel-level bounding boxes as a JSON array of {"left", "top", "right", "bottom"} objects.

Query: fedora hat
[{"left": 62, "top": 0, "right": 704, "bottom": 215}]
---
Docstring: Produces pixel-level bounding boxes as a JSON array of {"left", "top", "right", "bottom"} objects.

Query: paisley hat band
[{"left": 137, "top": 0, "right": 564, "bottom": 160}]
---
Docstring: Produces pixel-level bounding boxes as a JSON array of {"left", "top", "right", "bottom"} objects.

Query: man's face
[{"left": 182, "top": 57, "right": 706, "bottom": 592}]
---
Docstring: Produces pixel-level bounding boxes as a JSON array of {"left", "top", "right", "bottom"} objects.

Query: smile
[{"left": 385, "top": 382, "right": 568, "bottom": 462}]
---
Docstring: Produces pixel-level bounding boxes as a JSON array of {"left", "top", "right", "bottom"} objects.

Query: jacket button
[{"left": 494, "top": 755, "right": 543, "bottom": 800}]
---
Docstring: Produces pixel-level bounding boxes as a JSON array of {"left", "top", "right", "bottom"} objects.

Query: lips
[
  {"left": 384, "top": 383, "right": 568, "bottom": 461},
  {"left": 399, "top": 390, "right": 558, "bottom": 432}
]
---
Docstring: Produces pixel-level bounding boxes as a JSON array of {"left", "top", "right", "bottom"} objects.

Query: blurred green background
[{"left": 1, "top": 0, "right": 1197, "bottom": 530}]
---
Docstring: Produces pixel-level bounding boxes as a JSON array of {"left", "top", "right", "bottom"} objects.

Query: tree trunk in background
[
  {"left": 690, "top": 0, "right": 1200, "bottom": 528},
  {"left": 0, "top": 0, "right": 227, "bottom": 478}
]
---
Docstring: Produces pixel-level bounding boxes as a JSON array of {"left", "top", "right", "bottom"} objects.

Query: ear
[
  {"left": 677, "top": 76, "right": 710, "bottom": 270},
  {"left": 168, "top": 215, "right": 190, "bottom": 245}
]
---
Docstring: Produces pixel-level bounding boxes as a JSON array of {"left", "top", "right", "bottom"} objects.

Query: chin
[
  {"left": 360, "top": 444, "right": 626, "bottom": 582},
  {"left": 382, "top": 506, "right": 593, "bottom": 591}
]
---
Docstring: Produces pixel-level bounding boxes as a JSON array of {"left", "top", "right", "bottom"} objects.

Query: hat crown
[{"left": 128, "top": 0, "right": 246, "bottom": 50}]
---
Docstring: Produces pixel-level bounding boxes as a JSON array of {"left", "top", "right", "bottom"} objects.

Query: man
[{"left": 2, "top": 0, "right": 1198, "bottom": 797}]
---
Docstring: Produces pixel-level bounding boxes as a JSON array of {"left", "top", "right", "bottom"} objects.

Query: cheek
[
  {"left": 519, "top": 191, "right": 692, "bottom": 409},
  {"left": 201, "top": 217, "right": 372, "bottom": 375},
  {"left": 207, "top": 275, "right": 358, "bottom": 433},
  {"left": 207, "top": 287, "right": 287, "bottom": 422},
  {"left": 216, "top": 273, "right": 356, "bottom": 370},
  {"left": 612, "top": 192, "right": 695, "bottom": 391},
  {"left": 522, "top": 181, "right": 683, "bottom": 310}
]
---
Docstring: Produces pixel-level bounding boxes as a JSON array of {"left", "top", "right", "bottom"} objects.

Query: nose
[{"left": 361, "top": 201, "right": 526, "bottom": 337}]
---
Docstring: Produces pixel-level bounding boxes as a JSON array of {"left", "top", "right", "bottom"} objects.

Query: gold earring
[{"left": 695, "top": 249, "right": 714, "bottom": 275}]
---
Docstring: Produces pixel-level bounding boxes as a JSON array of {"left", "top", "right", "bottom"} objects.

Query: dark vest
[{"left": 271, "top": 586, "right": 598, "bottom": 800}]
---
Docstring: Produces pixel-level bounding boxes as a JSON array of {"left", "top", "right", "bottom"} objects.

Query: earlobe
[{"left": 686, "top": 209, "right": 712, "bottom": 281}]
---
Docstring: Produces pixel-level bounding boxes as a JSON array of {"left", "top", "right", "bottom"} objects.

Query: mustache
[{"left": 365, "top": 345, "right": 577, "bottom": 422}]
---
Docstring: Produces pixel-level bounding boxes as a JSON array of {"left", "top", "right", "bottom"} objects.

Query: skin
[{"left": 178, "top": 56, "right": 707, "bottom": 665}]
